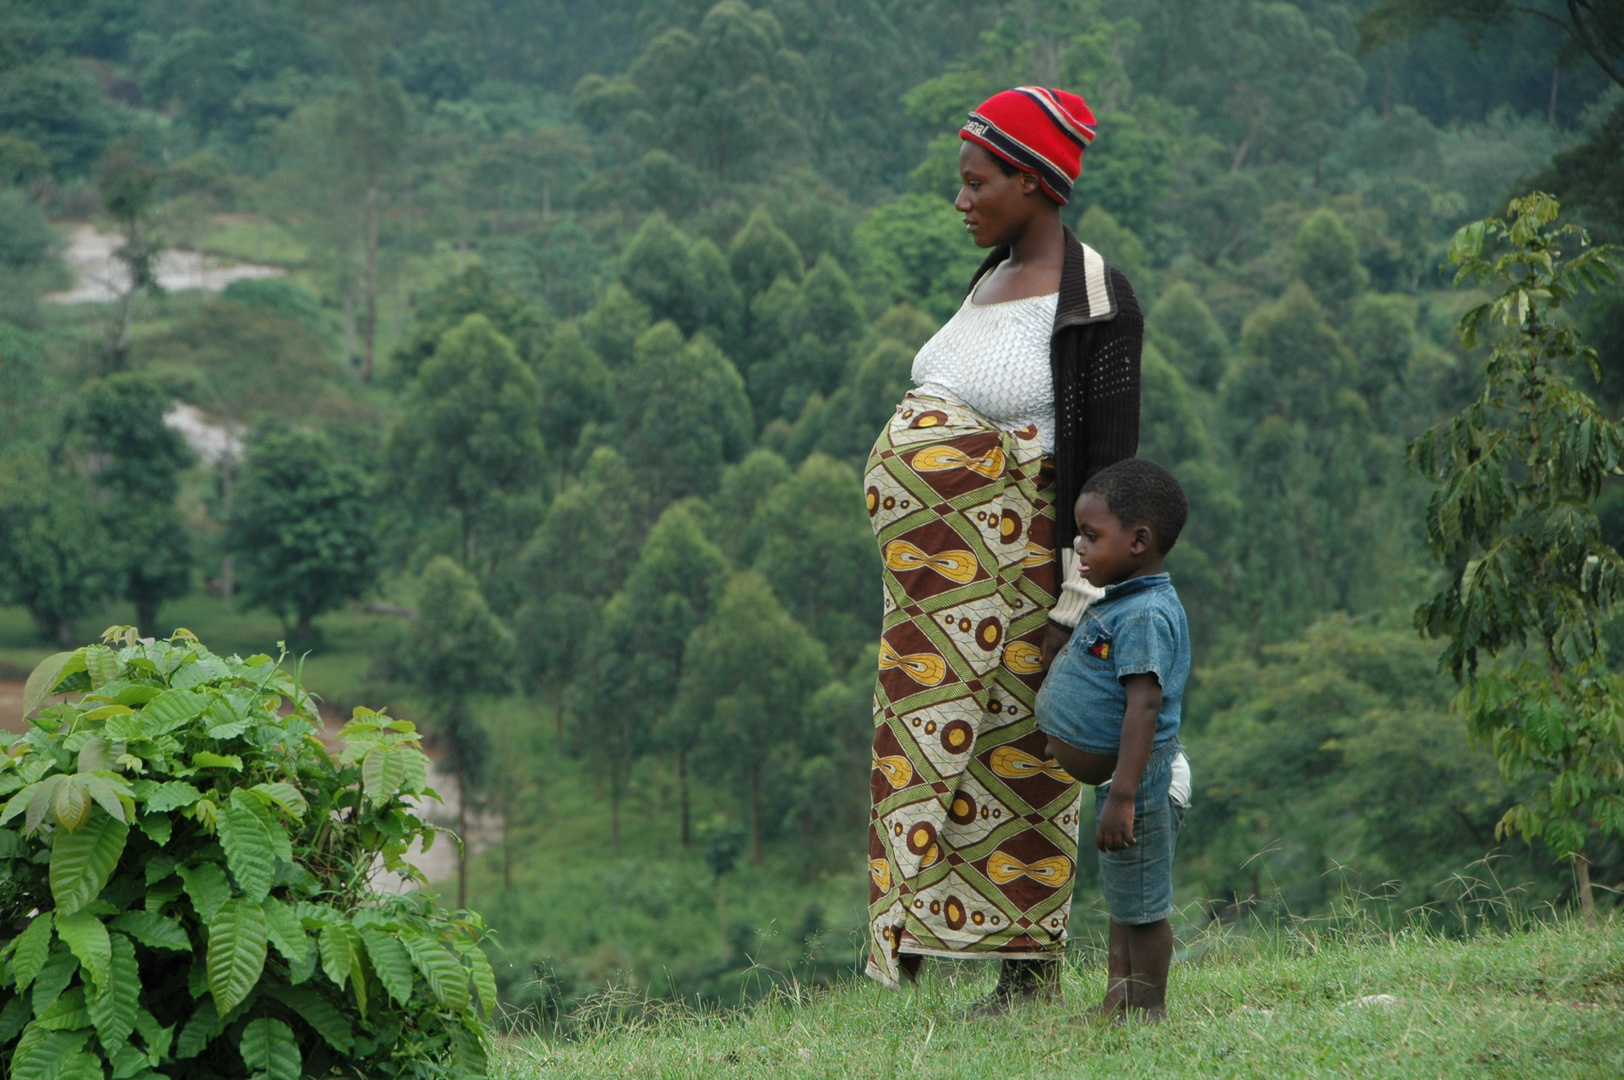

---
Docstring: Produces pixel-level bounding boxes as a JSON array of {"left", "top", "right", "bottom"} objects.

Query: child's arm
[{"left": 1095, "top": 673, "right": 1162, "bottom": 852}]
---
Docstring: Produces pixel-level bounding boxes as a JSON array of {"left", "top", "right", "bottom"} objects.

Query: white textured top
[
  {"left": 911, "top": 285, "right": 1059, "bottom": 453},
  {"left": 908, "top": 278, "right": 1099, "bottom": 627}
]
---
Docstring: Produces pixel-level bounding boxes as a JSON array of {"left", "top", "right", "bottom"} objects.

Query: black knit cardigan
[{"left": 967, "top": 227, "right": 1143, "bottom": 589}]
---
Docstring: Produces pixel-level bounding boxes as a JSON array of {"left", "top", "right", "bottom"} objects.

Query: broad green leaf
[
  {"left": 13, "top": 912, "right": 53, "bottom": 990},
  {"left": 218, "top": 793, "right": 277, "bottom": 902},
  {"left": 75, "top": 738, "right": 112, "bottom": 774},
  {"left": 238, "top": 1017, "right": 299, "bottom": 1080},
  {"left": 56, "top": 1052, "right": 102, "bottom": 1080},
  {"left": 286, "top": 938, "right": 318, "bottom": 987},
  {"left": 205, "top": 716, "right": 251, "bottom": 741},
  {"left": 178, "top": 863, "right": 231, "bottom": 924},
  {"left": 206, "top": 899, "right": 268, "bottom": 1015},
  {"left": 51, "top": 780, "right": 91, "bottom": 832},
  {"left": 191, "top": 753, "right": 243, "bottom": 772},
  {"left": 101, "top": 715, "right": 143, "bottom": 742},
  {"left": 109, "top": 911, "right": 191, "bottom": 952},
  {"left": 86, "top": 934, "right": 137, "bottom": 1053},
  {"left": 251, "top": 782, "right": 307, "bottom": 820},
  {"left": 50, "top": 815, "right": 128, "bottom": 917},
  {"left": 171, "top": 656, "right": 231, "bottom": 690},
  {"left": 54, "top": 913, "right": 110, "bottom": 989},
  {"left": 10, "top": 1025, "right": 91, "bottom": 1080},
  {"left": 450, "top": 1024, "right": 489, "bottom": 1080},
  {"left": 142, "top": 782, "right": 201, "bottom": 813},
  {"left": 143, "top": 855, "right": 177, "bottom": 886},
  {"left": 84, "top": 647, "right": 119, "bottom": 689},
  {"left": 35, "top": 986, "right": 87, "bottom": 1029},
  {"left": 108, "top": 1045, "right": 145, "bottom": 1079},
  {"left": 361, "top": 746, "right": 406, "bottom": 806},
  {"left": 26, "top": 776, "right": 67, "bottom": 835},
  {"left": 233, "top": 789, "right": 291, "bottom": 864},
  {"left": 112, "top": 686, "right": 160, "bottom": 707},
  {"left": 317, "top": 923, "right": 356, "bottom": 990},
  {"left": 77, "top": 776, "right": 127, "bottom": 824},
  {"left": 22, "top": 652, "right": 78, "bottom": 719},
  {"left": 261, "top": 900, "right": 306, "bottom": 967},
  {"left": 0, "top": 994, "right": 29, "bottom": 1041},
  {"left": 136, "top": 813, "right": 171, "bottom": 846},
  {"left": 138, "top": 691, "right": 206, "bottom": 736},
  {"left": 402, "top": 935, "right": 469, "bottom": 1012},
  {"left": 263, "top": 986, "right": 353, "bottom": 1053},
  {"left": 174, "top": 1000, "right": 220, "bottom": 1060},
  {"left": 402, "top": 750, "right": 428, "bottom": 793},
  {"left": 31, "top": 950, "right": 79, "bottom": 1016},
  {"left": 132, "top": 1007, "right": 173, "bottom": 1061},
  {"left": 358, "top": 927, "right": 413, "bottom": 1006},
  {"left": 1, "top": 780, "right": 41, "bottom": 825},
  {"left": 457, "top": 939, "right": 498, "bottom": 1020}
]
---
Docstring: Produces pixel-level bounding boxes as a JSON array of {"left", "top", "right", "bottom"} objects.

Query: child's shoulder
[{"left": 1113, "top": 581, "right": 1187, "bottom": 633}]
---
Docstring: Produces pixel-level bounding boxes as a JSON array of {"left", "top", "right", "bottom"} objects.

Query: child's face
[{"left": 1073, "top": 492, "right": 1153, "bottom": 587}]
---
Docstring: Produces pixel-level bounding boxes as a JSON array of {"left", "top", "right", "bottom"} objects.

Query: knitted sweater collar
[{"left": 968, "top": 226, "right": 1120, "bottom": 333}]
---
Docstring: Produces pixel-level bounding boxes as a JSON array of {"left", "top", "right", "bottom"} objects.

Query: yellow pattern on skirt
[{"left": 864, "top": 393, "right": 1082, "bottom": 990}]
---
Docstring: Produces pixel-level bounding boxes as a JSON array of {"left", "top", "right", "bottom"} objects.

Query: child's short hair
[{"left": 1079, "top": 459, "right": 1188, "bottom": 555}]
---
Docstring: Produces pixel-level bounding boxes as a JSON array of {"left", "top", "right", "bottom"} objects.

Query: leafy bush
[{"left": 0, "top": 628, "right": 494, "bottom": 1080}]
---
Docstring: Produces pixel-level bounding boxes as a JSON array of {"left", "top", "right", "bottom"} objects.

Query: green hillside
[
  {"left": 3, "top": 0, "right": 1624, "bottom": 1048},
  {"left": 494, "top": 920, "right": 1624, "bottom": 1079}
]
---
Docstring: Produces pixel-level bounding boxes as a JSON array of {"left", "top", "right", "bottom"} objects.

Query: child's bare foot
[{"left": 1127, "top": 1004, "right": 1167, "bottom": 1024}]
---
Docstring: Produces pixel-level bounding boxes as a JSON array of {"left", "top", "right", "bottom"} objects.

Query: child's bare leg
[
  {"left": 1125, "top": 918, "right": 1173, "bottom": 1020},
  {"left": 1088, "top": 922, "right": 1130, "bottom": 1018}
]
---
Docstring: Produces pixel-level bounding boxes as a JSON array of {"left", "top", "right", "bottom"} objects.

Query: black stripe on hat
[{"left": 962, "top": 113, "right": 1075, "bottom": 204}]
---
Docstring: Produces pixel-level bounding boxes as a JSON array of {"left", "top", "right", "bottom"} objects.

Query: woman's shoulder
[{"left": 1055, "top": 230, "right": 1140, "bottom": 331}]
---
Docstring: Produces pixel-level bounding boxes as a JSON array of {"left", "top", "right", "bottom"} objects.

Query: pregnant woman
[{"left": 864, "top": 87, "right": 1143, "bottom": 1012}]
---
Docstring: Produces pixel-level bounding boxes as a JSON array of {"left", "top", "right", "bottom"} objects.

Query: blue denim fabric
[
  {"left": 1096, "top": 738, "right": 1185, "bottom": 924},
  {"left": 1035, "top": 573, "right": 1189, "bottom": 755}
]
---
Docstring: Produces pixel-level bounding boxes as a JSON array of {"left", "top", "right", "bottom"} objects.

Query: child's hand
[{"left": 1096, "top": 789, "right": 1136, "bottom": 851}]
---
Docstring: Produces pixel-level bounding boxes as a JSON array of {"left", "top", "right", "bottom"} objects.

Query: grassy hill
[{"left": 493, "top": 920, "right": 1624, "bottom": 1080}]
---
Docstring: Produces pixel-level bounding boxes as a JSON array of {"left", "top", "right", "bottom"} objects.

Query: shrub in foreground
[{"left": 0, "top": 627, "right": 494, "bottom": 1080}]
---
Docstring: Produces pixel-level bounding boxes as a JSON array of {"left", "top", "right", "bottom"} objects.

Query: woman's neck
[{"left": 1004, "top": 209, "right": 1066, "bottom": 272}]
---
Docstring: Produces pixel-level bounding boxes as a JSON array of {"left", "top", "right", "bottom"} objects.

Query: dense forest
[{"left": 0, "top": 0, "right": 1621, "bottom": 1015}]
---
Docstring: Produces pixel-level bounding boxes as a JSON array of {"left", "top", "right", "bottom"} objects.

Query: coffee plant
[{"left": 0, "top": 627, "right": 495, "bottom": 1080}]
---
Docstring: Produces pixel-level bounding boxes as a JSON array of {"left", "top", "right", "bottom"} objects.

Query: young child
[{"left": 1035, "top": 458, "right": 1191, "bottom": 1022}]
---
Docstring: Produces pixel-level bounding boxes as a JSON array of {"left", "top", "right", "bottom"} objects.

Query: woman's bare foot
[{"left": 1085, "top": 993, "right": 1125, "bottom": 1023}]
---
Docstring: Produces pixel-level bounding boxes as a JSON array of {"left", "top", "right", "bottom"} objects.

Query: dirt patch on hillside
[{"left": 0, "top": 682, "right": 27, "bottom": 735}]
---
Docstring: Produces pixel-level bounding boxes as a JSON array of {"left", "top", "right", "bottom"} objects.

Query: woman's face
[{"left": 955, "top": 141, "right": 1045, "bottom": 248}]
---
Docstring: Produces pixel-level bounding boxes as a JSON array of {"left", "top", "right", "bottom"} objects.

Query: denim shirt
[{"left": 1035, "top": 573, "right": 1189, "bottom": 755}]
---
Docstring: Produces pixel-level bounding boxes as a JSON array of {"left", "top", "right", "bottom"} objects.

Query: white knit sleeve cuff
[{"left": 1048, "top": 548, "right": 1102, "bottom": 629}]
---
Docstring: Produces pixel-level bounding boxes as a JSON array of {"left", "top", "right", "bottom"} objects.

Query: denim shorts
[{"left": 1096, "top": 739, "right": 1185, "bottom": 925}]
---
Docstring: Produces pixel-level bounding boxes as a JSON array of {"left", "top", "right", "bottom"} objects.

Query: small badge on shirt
[{"left": 1083, "top": 630, "right": 1112, "bottom": 661}]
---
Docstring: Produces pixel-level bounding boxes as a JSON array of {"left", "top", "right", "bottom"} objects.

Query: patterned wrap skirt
[{"left": 864, "top": 393, "right": 1083, "bottom": 990}]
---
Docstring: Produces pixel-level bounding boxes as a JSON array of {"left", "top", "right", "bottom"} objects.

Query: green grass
[
  {"left": 194, "top": 218, "right": 308, "bottom": 266},
  {"left": 493, "top": 920, "right": 1624, "bottom": 1079}
]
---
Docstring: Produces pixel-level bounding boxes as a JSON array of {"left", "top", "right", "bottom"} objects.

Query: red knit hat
[{"left": 960, "top": 87, "right": 1096, "bottom": 205}]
